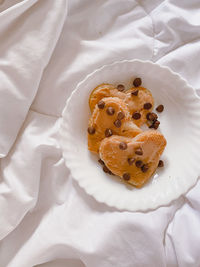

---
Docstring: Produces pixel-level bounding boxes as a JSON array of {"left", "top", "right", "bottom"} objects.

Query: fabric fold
[{"left": 0, "top": 0, "right": 67, "bottom": 157}]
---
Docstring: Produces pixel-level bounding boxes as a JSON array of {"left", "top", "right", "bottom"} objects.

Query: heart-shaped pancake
[
  {"left": 99, "top": 130, "right": 166, "bottom": 188},
  {"left": 88, "top": 97, "right": 142, "bottom": 153},
  {"left": 89, "top": 83, "right": 154, "bottom": 126}
]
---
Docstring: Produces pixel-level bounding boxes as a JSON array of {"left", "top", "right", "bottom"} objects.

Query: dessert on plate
[{"left": 88, "top": 77, "right": 166, "bottom": 188}]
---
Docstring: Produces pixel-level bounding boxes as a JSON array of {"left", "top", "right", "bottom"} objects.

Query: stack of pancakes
[{"left": 88, "top": 82, "right": 166, "bottom": 188}]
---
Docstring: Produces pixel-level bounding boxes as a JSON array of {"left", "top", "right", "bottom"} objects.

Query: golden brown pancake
[{"left": 99, "top": 130, "right": 166, "bottom": 188}]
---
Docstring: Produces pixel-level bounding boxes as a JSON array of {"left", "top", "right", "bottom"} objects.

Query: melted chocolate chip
[
  {"left": 117, "top": 84, "right": 125, "bottom": 91},
  {"left": 97, "top": 100, "right": 105, "bottom": 109},
  {"left": 105, "top": 128, "right": 113, "bottom": 137},
  {"left": 132, "top": 112, "right": 141, "bottom": 120},
  {"left": 135, "top": 147, "right": 143, "bottom": 155},
  {"left": 119, "top": 142, "right": 127, "bottom": 150},
  {"left": 158, "top": 160, "right": 164, "bottom": 167},
  {"left": 133, "top": 78, "right": 142, "bottom": 87},
  {"left": 144, "top": 102, "right": 152, "bottom": 110},
  {"left": 106, "top": 106, "right": 115, "bottom": 115},
  {"left": 135, "top": 160, "right": 143, "bottom": 168},
  {"left": 131, "top": 90, "right": 139, "bottom": 96},
  {"left": 128, "top": 158, "right": 135, "bottom": 165},
  {"left": 88, "top": 126, "right": 95, "bottom": 135},
  {"left": 123, "top": 173, "right": 131, "bottom": 181},
  {"left": 141, "top": 164, "right": 149, "bottom": 173},
  {"left": 114, "top": 119, "right": 121, "bottom": 128},
  {"left": 156, "top": 104, "right": 164, "bottom": 113},
  {"left": 117, "top": 111, "right": 125, "bottom": 120}
]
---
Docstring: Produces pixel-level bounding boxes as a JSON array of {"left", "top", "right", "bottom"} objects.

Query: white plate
[{"left": 59, "top": 60, "right": 200, "bottom": 211}]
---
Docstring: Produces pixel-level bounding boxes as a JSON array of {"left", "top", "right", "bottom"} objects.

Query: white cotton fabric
[{"left": 0, "top": 0, "right": 200, "bottom": 266}]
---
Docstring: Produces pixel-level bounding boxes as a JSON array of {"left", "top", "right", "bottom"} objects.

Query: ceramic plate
[{"left": 59, "top": 60, "right": 200, "bottom": 211}]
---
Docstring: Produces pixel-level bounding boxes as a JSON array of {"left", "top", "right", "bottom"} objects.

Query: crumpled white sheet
[{"left": 0, "top": 0, "right": 200, "bottom": 266}]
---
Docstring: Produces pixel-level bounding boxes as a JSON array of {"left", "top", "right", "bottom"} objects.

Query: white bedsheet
[{"left": 0, "top": 0, "right": 200, "bottom": 266}]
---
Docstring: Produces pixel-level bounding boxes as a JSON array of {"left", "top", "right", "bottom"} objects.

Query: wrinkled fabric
[{"left": 0, "top": 0, "right": 200, "bottom": 266}]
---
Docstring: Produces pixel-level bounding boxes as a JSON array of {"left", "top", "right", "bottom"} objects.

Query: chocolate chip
[
  {"left": 141, "top": 164, "right": 149, "bottom": 173},
  {"left": 132, "top": 112, "right": 141, "bottom": 120},
  {"left": 103, "top": 165, "right": 112, "bottom": 175},
  {"left": 146, "top": 113, "right": 150, "bottom": 120},
  {"left": 105, "top": 128, "right": 113, "bottom": 137},
  {"left": 114, "top": 119, "right": 121, "bottom": 128},
  {"left": 106, "top": 106, "right": 115, "bottom": 115},
  {"left": 123, "top": 173, "right": 130, "bottom": 181},
  {"left": 156, "top": 104, "right": 164, "bottom": 113},
  {"left": 133, "top": 78, "right": 142, "bottom": 87},
  {"left": 119, "top": 142, "right": 127, "bottom": 150},
  {"left": 151, "top": 113, "right": 158, "bottom": 121},
  {"left": 128, "top": 158, "right": 135, "bottom": 165},
  {"left": 135, "top": 160, "right": 143, "bottom": 168},
  {"left": 144, "top": 102, "right": 152, "bottom": 110},
  {"left": 98, "top": 159, "right": 105, "bottom": 165},
  {"left": 149, "top": 122, "right": 154, "bottom": 128},
  {"left": 153, "top": 120, "right": 160, "bottom": 129},
  {"left": 117, "top": 111, "right": 125, "bottom": 120},
  {"left": 103, "top": 165, "right": 109, "bottom": 173},
  {"left": 131, "top": 89, "right": 139, "bottom": 96},
  {"left": 135, "top": 147, "right": 143, "bottom": 155},
  {"left": 117, "top": 84, "right": 125, "bottom": 91},
  {"left": 97, "top": 100, "right": 105, "bottom": 109},
  {"left": 146, "top": 112, "right": 158, "bottom": 121},
  {"left": 149, "top": 120, "right": 160, "bottom": 129},
  {"left": 88, "top": 126, "right": 95, "bottom": 135},
  {"left": 158, "top": 160, "right": 164, "bottom": 167}
]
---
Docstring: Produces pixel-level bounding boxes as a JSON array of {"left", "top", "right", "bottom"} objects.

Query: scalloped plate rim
[{"left": 59, "top": 59, "right": 200, "bottom": 212}]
